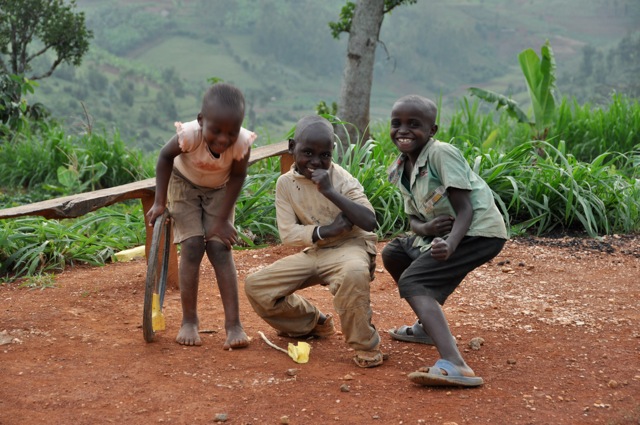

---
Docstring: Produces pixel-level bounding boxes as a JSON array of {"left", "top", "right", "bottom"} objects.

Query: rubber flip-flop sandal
[
  {"left": 408, "top": 359, "right": 483, "bottom": 387},
  {"left": 388, "top": 320, "right": 435, "bottom": 345}
]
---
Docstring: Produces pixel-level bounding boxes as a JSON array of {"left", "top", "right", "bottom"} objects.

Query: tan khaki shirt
[{"left": 275, "top": 163, "right": 377, "bottom": 255}]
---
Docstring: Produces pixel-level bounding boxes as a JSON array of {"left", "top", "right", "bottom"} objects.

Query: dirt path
[{"left": 1, "top": 236, "right": 639, "bottom": 425}]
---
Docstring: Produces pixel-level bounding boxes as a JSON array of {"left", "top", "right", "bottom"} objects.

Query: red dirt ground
[{"left": 1, "top": 235, "right": 639, "bottom": 425}]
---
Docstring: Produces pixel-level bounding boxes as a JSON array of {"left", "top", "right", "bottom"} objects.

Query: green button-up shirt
[{"left": 389, "top": 139, "right": 507, "bottom": 251}]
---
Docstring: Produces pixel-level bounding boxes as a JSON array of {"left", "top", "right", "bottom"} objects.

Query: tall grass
[
  {"left": 235, "top": 168, "right": 279, "bottom": 246},
  {"left": 461, "top": 140, "right": 640, "bottom": 236},
  {"left": 1, "top": 94, "right": 638, "bottom": 282},
  {"left": 440, "top": 94, "right": 640, "bottom": 161},
  {"left": 0, "top": 122, "right": 154, "bottom": 197},
  {"left": 0, "top": 124, "right": 69, "bottom": 190},
  {"left": 554, "top": 94, "right": 640, "bottom": 164},
  {"left": 0, "top": 204, "right": 144, "bottom": 282},
  {"left": 334, "top": 138, "right": 406, "bottom": 238}
]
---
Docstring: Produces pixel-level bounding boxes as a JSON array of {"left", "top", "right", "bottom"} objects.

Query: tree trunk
[{"left": 335, "top": 0, "right": 385, "bottom": 151}]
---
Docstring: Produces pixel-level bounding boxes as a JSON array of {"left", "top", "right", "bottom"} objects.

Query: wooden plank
[
  {"left": 0, "top": 179, "right": 157, "bottom": 220},
  {"left": 0, "top": 140, "right": 291, "bottom": 220},
  {"left": 249, "top": 140, "right": 290, "bottom": 165}
]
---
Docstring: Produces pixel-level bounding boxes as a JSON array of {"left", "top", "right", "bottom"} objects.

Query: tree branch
[
  {"left": 31, "top": 56, "right": 63, "bottom": 81},
  {"left": 26, "top": 45, "right": 51, "bottom": 63},
  {"left": 377, "top": 38, "right": 396, "bottom": 73}
]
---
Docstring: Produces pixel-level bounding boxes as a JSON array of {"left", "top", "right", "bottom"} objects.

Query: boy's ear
[
  {"left": 431, "top": 124, "right": 439, "bottom": 137},
  {"left": 288, "top": 138, "right": 295, "bottom": 153},
  {"left": 197, "top": 112, "right": 203, "bottom": 126}
]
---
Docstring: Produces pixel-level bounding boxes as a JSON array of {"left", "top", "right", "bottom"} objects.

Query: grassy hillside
[{"left": 24, "top": 0, "right": 640, "bottom": 152}]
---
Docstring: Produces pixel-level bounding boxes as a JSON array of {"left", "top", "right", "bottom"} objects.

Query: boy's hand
[
  {"left": 208, "top": 220, "right": 238, "bottom": 250},
  {"left": 328, "top": 212, "right": 353, "bottom": 235},
  {"left": 426, "top": 215, "right": 454, "bottom": 237},
  {"left": 430, "top": 237, "right": 453, "bottom": 261},
  {"left": 146, "top": 204, "right": 166, "bottom": 227},
  {"left": 310, "top": 169, "right": 333, "bottom": 195}
]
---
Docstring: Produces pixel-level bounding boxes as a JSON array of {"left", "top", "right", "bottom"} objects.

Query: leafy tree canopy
[{"left": 0, "top": 0, "right": 93, "bottom": 82}]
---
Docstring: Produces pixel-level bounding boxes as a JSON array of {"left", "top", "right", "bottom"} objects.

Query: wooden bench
[{"left": 0, "top": 140, "right": 293, "bottom": 288}]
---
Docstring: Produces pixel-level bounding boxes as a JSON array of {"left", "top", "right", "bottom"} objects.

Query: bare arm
[
  {"left": 206, "top": 148, "right": 250, "bottom": 248},
  {"left": 219, "top": 148, "right": 250, "bottom": 222},
  {"left": 431, "top": 188, "right": 473, "bottom": 261},
  {"left": 146, "top": 135, "right": 181, "bottom": 226},
  {"left": 311, "top": 168, "right": 376, "bottom": 232}
]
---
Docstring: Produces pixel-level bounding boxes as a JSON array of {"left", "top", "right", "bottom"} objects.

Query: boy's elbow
[
  {"left": 361, "top": 214, "right": 377, "bottom": 232},
  {"left": 365, "top": 222, "right": 377, "bottom": 232}
]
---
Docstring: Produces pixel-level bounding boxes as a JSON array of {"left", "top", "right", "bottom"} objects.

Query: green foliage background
[
  {"left": 1, "top": 93, "right": 639, "bottom": 283},
  {"left": 19, "top": 0, "right": 640, "bottom": 152},
  {"left": 1, "top": 0, "right": 639, "bottom": 285}
]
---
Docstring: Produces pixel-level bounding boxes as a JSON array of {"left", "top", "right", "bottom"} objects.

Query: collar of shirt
[{"left": 388, "top": 138, "right": 435, "bottom": 187}]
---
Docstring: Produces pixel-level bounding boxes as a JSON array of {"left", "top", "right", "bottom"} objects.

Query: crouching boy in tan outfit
[{"left": 244, "top": 115, "right": 383, "bottom": 368}]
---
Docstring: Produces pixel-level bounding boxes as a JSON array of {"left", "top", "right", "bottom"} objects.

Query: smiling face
[
  {"left": 390, "top": 96, "right": 438, "bottom": 162},
  {"left": 197, "top": 105, "right": 243, "bottom": 156},
  {"left": 290, "top": 119, "right": 334, "bottom": 179},
  {"left": 197, "top": 84, "right": 245, "bottom": 156}
]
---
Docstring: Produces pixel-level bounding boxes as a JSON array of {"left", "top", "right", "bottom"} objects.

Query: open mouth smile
[{"left": 395, "top": 138, "right": 413, "bottom": 145}]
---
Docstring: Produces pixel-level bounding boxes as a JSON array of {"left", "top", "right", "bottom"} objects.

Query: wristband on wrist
[{"left": 315, "top": 226, "right": 324, "bottom": 241}]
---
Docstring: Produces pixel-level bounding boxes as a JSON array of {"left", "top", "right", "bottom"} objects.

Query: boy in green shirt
[{"left": 383, "top": 95, "right": 507, "bottom": 387}]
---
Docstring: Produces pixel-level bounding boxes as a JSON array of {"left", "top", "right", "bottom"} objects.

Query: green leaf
[
  {"left": 57, "top": 166, "right": 79, "bottom": 190},
  {"left": 518, "top": 41, "right": 557, "bottom": 133},
  {"left": 468, "top": 87, "right": 531, "bottom": 124}
]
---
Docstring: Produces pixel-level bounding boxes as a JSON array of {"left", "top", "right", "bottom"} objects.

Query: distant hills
[{"left": 26, "top": 0, "right": 640, "bottom": 151}]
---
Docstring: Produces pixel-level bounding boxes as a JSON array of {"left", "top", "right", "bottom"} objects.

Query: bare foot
[
  {"left": 222, "top": 325, "right": 250, "bottom": 350},
  {"left": 176, "top": 322, "right": 202, "bottom": 346}
]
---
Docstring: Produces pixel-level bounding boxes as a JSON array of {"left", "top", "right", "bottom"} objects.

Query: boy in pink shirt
[{"left": 147, "top": 83, "right": 255, "bottom": 349}]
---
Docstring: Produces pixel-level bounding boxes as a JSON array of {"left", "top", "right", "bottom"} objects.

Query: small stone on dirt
[
  {"left": 286, "top": 369, "right": 298, "bottom": 376},
  {"left": 0, "top": 331, "right": 13, "bottom": 346},
  {"left": 469, "top": 337, "right": 484, "bottom": 350},
  {"left": 213, "top": 413, "right": 228, "bottom": 422},
  {"left": 340, "top": 384, "right": 350, "bottom": 392}
]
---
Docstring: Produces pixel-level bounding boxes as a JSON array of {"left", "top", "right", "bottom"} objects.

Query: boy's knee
[
  {"left": 206, "top": 239, "right": 228, "bottom": 255},
  {"left": 244, "top": 273, "right": 258, "bottom": 296},
  {"left": 381, "top": 239, "right": 403, "bottom": 261},
  {"left": 330, "top": 266, "right": 371, "bottom": 297},
  {"left": 244, "top": 272, "right": 270, "bottom": 304},
  {"left": 180, "top": 237, "right": 205, "bottom": 262}
]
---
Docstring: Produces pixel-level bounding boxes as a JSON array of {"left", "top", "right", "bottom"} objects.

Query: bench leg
[
  {"left": 280, "top": 153, "right": 294, "bottom": 174},
  {"left": 141, "top": 194, "right": 179, "bottom": 290}
]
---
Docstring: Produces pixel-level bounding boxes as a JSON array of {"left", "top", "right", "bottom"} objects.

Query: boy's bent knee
[
  {"left": 244, "top": 273, "right": 273, "bottom": 306},
  {"left": 330, "top": 268, "right": 371, "bottom": 302},
  {"left": 244, "top": 274, "right": 258, "bottom": 297}
]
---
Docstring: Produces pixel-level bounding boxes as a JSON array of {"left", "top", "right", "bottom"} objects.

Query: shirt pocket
[{"left": 421, "top": 185, "right": 447, "bottom": 213}]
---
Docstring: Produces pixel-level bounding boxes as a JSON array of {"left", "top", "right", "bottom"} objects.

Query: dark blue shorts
[{"left": 381, "top": 235, "right": 505, "bottom": 304}]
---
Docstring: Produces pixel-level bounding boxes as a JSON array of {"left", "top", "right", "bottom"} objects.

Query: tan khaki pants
[{"left": 245, "top": 239, "right": 380, "bottom": 351}]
